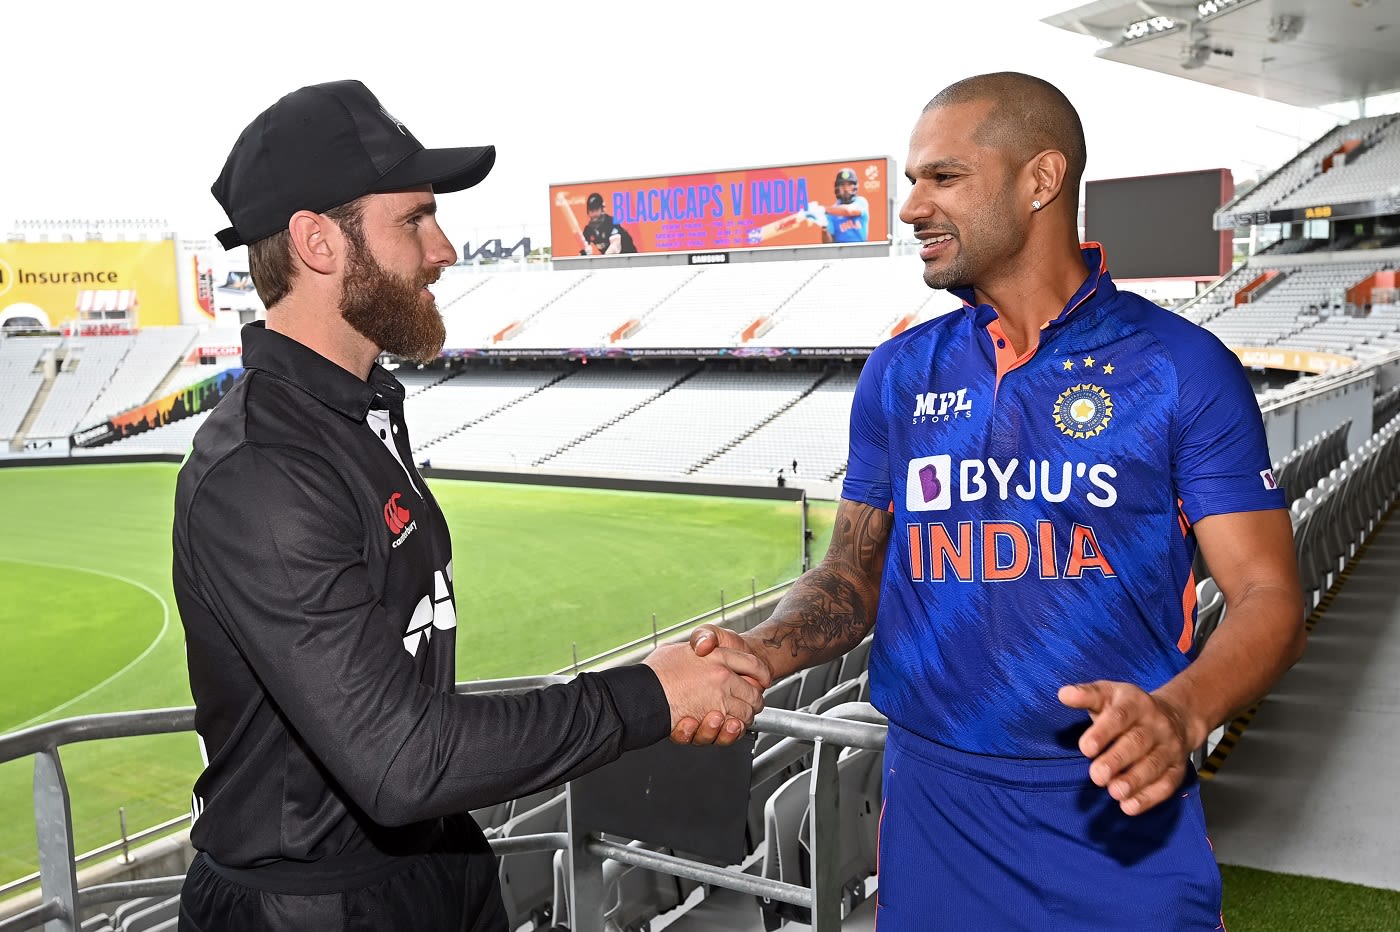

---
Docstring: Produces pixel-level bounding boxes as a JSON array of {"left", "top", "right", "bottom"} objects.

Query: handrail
[
  {"left": 0, "top": 695, "right": 893, "bottom": 932},
  {"left": 552, "top": 578, "right": 797, "bottom": 674}
]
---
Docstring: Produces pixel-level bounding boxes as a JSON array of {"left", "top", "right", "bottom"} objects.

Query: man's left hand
[{"left": 1058, "top": 681, "right": 1202, "bottom": 816}]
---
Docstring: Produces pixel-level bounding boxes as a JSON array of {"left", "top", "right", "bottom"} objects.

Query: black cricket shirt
[{"left": 172, "top": 322, "right": 669, "bottom": 893}]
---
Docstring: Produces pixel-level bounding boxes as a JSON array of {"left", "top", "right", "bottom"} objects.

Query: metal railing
[
  {"left": 0, "top": 679, "right": 884, "bottom": 932},
  {"left": 553, "top": 577, "right": 797, "bottom": 675}
]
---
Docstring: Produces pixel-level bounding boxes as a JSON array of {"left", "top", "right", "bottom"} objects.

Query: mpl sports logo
[
  {"left": 384, "top": 492, "right": 417, "bottom": 547},
  {"left": 912, "top": 388, "right": 973, "bottom": 425},
  {"left": 905, "top": 455, "right": 1119, "bottom": 512}
]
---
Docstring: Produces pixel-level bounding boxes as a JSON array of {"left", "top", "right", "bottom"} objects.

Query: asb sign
[
  {"left": 550, "top": 158, "right": 891, "bottom": 259},
  {"left": 0, "top": 241, "right": 180, "bottom": 327}
]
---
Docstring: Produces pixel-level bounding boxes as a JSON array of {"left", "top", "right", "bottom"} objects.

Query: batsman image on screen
[{"left": 550, "top": 157, "right": 889, "bottom": 259}]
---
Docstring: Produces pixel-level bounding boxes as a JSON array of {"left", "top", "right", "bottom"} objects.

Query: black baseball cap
[{"left": 212, "top": 79, "right": 495, "bottom": 250}]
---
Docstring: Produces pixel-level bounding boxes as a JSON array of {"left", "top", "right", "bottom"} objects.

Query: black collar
[{"left": 239, "top": 321, "right": 405, "bottom": 421}]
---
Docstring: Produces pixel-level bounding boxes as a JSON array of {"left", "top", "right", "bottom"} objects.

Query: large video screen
[
  {"left": 1084, "top": 169, "right": 1233, "bottom": 279},
  {"left": 550, "top": 158, "right": 891, "bottom": 259}
]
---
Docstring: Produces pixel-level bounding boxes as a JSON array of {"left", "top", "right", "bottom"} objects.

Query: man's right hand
[{"left": 642, "top": 640, "right": 769, "bottom": 748}]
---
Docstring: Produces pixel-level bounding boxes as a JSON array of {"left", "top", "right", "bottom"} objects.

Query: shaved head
[{"left": 924, "top": 72, "right": 1087, "bottom": 211}]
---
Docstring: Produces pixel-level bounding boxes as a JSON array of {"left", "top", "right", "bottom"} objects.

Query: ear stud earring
[{"left": 1032, "top": 200, "right": 1042, "bottom": 210}]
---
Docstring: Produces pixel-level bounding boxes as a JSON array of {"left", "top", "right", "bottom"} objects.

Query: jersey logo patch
[
  {"left": 905, "top": 455, "right": 953, "bottom": 511},
  {"left": 1261, "top": 468, "right": 1278, "bottom": 490},
  {"left": 1053, "top": 384, "right": 1113, "bottom": 439},
  {"left": 384, "top": 493, "right": 411, "bottom": 534}
]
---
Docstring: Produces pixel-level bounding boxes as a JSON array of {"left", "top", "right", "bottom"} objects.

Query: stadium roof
[{"left": 1043, "top": 0, "right": 1400, "bottom": 109}]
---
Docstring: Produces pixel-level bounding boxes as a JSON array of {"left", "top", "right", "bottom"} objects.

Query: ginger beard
[{"left": 339, "top": 238, "right": 446, "bottom": 364}]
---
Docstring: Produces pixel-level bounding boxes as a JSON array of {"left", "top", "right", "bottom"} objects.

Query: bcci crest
[{"left": 1054, "top": 384, "right": 1113, "bottom": 439}]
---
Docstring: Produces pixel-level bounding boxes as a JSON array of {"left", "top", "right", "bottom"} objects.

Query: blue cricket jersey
[
  {"left": 843, "top": 245, "right": 1285, "bottom": 758},
  {"left": 828, "top": 196, "right": 869, "bottom": 242}
]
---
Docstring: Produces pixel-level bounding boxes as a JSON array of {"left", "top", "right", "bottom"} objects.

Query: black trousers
[{"left": 178, "top": 847, "right": 508, "bottom": 932}]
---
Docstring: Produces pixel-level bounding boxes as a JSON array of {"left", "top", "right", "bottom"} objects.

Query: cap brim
[{"left": 373, "top": 145, "right": 496, "bottom": 195}]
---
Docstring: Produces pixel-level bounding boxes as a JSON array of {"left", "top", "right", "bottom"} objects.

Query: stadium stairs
[
  {"left": 416, "top": 370, "right": 573, "bottom": 451},
  {"left": 687, "top": 371, "right": 835, "bottom": 475},
  {"left": 533, "top": 364, "right": 703, "bottom": 466},
  {"left": 8, "top": 374, "right": 56, "bottom": 453}
]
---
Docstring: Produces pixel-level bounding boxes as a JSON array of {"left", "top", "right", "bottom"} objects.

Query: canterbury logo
[{"left": 384, "top": 493, "right": 411, "bottom": 534}]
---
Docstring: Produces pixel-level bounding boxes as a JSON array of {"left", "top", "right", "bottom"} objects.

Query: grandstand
[{"left": 6, "top": 2, "right": 1400, "bottom": 929}]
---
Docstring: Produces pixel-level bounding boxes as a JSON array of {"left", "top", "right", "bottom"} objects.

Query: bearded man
[{"left": 172, "top": 80, "right": 766, "bottom": 932}]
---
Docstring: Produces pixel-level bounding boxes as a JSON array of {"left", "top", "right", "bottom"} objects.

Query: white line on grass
[{"left": 3, "top": 558, "right": 172, "bottom": 732}]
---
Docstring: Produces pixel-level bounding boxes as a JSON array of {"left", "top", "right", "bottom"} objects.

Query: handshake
[{"left": 643, "top": 625, "right": 772, "bottom": 748}]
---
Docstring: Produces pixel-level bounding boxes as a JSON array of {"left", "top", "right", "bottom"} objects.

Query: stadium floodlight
[
  {"left": 1122, "top": 15, "right": 1179, "bottom": 42},
  {"left": 1197, "top": 0, "right": 1252, "bottom": 19}
]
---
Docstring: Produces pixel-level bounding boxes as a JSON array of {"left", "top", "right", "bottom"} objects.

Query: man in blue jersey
[
  {"left": 680, "top": 72, "right": 1306, "bottom": 928},
  {"left": 825, "top": 167, "right": 870, "bottom": 243}
]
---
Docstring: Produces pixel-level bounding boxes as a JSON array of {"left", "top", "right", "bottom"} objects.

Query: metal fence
[{"left": 0, "top": 677, "right": 884, "bottom": 932}]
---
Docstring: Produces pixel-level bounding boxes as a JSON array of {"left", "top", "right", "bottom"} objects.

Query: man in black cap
[
  {"left": 581, "top": 191, "right": 638, "bottom": 255},
  {"left": 175, "top": 79, "right": 767, "bottom": 931}
]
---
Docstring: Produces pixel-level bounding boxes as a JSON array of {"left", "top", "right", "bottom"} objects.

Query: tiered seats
[
  {"left": 1276, "top": 314, "right": 1399, "bottom": 354},
  {"left": 1275, "top": 116, "right": 1400, "bottom": 210},
  {"left": 403, "top": 368, "right": 561, "bottom": 447},
  {"left": 416, "top": 365, "right": 691, "bottom": 468},
  {"left": 1291, "top": 414, "right": 1400, "bottom": 611},
  {"left": 1204, "top": 304, "right": 1311, "bottom": 346},
  {"left": 620, "top": 263, "right": 821, "bottom": 348},
  {"left": 1220, "top": 115, "right": 1394, "bottom": 217},
  {"left": 1249, "top": 261, "right": 1384, "bottom": 316},
  {"left": 1177, "top": 264, "right": 1260, "bottom": 324},
  {"left": 441, "top": 269, "right": 586, "bottom": 348},
  {"left": 80, "top": 326, "right": 197, "bottom": 424},
  {"left": 1375, "top": 385, "right": 1400, "bottom": 427},
  {"left": 27, "top": 336, "right": 134, "bottom": 437},
  {"left": 759, "top": 255, "right": 960, "bottom": 347},
  {"left": 506, "top": 265, "right": 696, "bottom": 348},
  {"left": 693, "top": 371, "right": 857, "bottom": 482},
  {"left": 543, "top": 370, "right": 822, "bottom": 475},
  {"left": 0, "top": 336, "right": 57, "bottom": 440},
  {"left": 1273, "top": 420, "right": 1350, "bottom": 507}
]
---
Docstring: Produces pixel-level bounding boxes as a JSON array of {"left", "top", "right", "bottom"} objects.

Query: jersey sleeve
[
  {"left": 183, "top": 444, "right": 668, "bottom": 825},
  {"left": 1170, "top": 329, "right": 1287, "bottom": 523},
  {"left": 842, "top": 338, "right": 897, "bottom": 508}
]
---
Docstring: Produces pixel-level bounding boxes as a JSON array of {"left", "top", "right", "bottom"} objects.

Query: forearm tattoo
[{"left": 762, "top": 503, "right": 890, "bottom": 661}]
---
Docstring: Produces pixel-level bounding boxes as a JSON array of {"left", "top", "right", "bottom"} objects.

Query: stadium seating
[
  {"left": 416, "top": 365, "right": 694, "bottom": 468},
  {"left": 440, "top": 268, "right": 585, "bottom": 348},
  {"left": 0, "top": 336, "right": 58, "bottom": 440},
  {"left": 1290, "top": 413, "right": 1400, "bottom": 610},
  {"left": 543, "top": 369, "right": 824, "bottom": 476},
  {"left": 79, "top": 326, "right": 198, "bottom": 426},
  {"left": 402, "top": 368, "right": 563, "bottom": 448},
  {"left": 1275, "top": 116, "right": 1400, "bottom": 210},
  {"left": 26, "top": 336, "right": 135, "bottom": 438},
  {"left": 693, "top": 370, "right": 858, "bottom": 482},
  {"left": 1272, "top": 420, "right": 1351, "bottom": 507},
  {"left": 757, "top": 255, "right": 960, "bottom": 347},
  {"left": 621, "top": 262, "right": 824, "bottom": 348},
  {"left": 1220, "top": 114, "right": 1397, "bottom": 217},
  {"left": 505, "top": 265, "right": 697, "bottom": 348}
]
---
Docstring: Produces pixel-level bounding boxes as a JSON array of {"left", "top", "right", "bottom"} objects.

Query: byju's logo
[
  {"left": 906, "top": 455, "right": 952, "bottom": 511},
  {"left": 912, "top": 388, "right": 973, "bottom": 425},
  {"left": 384, "top": 493, "right": 411, "bottom": 533}
]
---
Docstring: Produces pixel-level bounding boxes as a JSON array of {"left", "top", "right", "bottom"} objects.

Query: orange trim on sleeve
[
  {"left": 1177, "top": 567, "right": 1198, "bottom": 654},
  {"left": 1176, "top": 498, "right": 1196, "bottom": 653}
]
